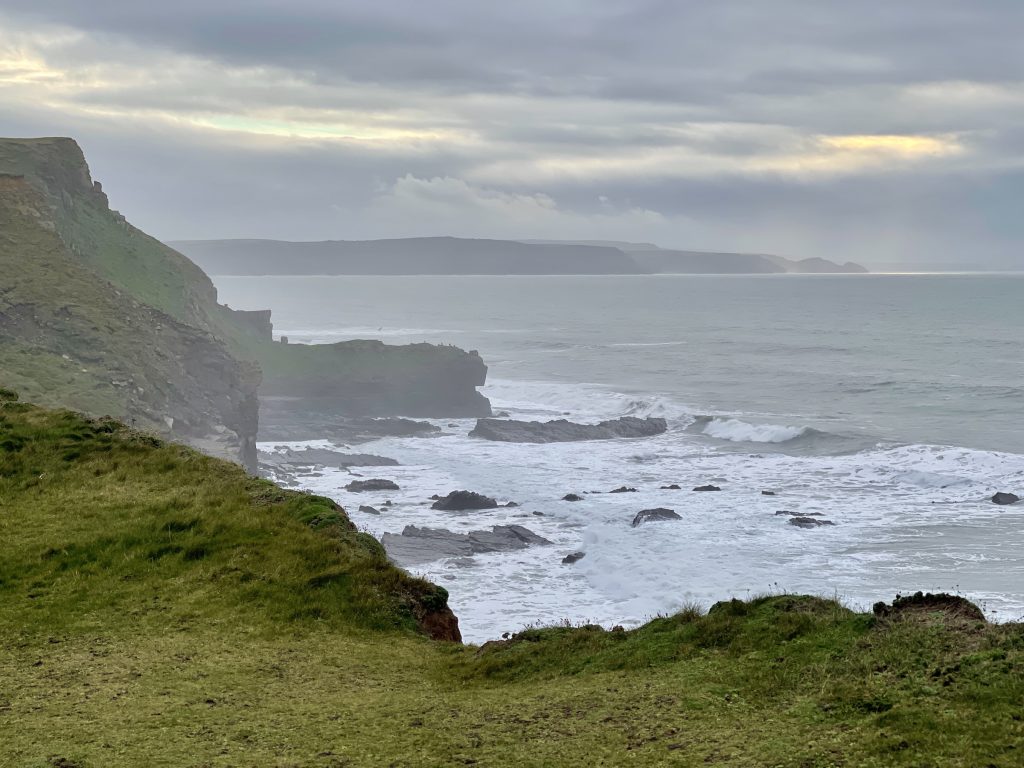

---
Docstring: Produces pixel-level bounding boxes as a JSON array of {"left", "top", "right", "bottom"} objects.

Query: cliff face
[
  {"left": 0, "top": 137, "right": 492, "bottom": 463},
  {"left": 0, "top": 156, "right": 261, "bottom": 470}
]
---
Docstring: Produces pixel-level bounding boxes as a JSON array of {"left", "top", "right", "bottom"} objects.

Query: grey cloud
[{"left": 2, "top": 2, "right": 1024, "bottom": 268}]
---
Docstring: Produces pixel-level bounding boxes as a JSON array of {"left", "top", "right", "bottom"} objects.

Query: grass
[{"left": 2, "top": 395, "right": 1023, "bottom": 766}]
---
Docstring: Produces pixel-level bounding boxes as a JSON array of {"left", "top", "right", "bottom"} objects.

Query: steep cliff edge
[
  {"left": 0, "top": 163, "right": 260, "bottom": 469},
  {"left": 0, "top": 137, "right": 491, "bottom": 463}
]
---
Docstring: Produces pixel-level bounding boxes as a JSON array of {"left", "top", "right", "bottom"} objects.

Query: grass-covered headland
[{"left": 1, "top": 391, "right": 1022, "bottom": 767}]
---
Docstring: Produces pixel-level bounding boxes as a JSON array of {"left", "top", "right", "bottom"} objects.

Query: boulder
[
  {"left": 788, "top": 516, "right": 835, "bottom": 528},
  {"left": 431, "top": 490, "right": 499, "bottom": 511},
  {"left": 358, "top": 505, "right": 381, "bottom": 515},
  {"left": 693, "top": 485, "right": 721, "bottom": 492},
  {"left": 562, "top": 551, "right": 586, "bottom": 565},
  {"left": 631, "top": 508, "right": 682, "bottom": 527},
  {"left": 381, "top": 524, "right": 552, "bottom": 565},
  {"left": 660, "top": 484, "right": 681, "bottom": 490},
  {"left": 774, "top": 510, "right": 823, "bottom": 517},
  {"left": 469, "top": 416, "right": 667, "bottom": 443},
  {"left": 761, "top": 490, "right": 776, "bottom": 496},
  {"left": 991, "top": 492, "right": 1020, "bottom": 505},
  {"left": 505, "top": 501, "right": 520, "bottom": 508},
  {"left": 609, "top": 486, "right": 638, "bottom": 494},
  {"left": 345, "top": 478, "right": 400, "bottom": 492},
  {"left": 562, "top": 493, "right": 584, "bottom": 502}
]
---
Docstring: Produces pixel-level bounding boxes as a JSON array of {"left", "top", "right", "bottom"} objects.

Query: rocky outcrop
[
  {"left": 872, "top": 592, "right": 986, "bottom": 623},
  {"left": 470, "top": 415, "right": 666, "bottom": 443},
  {"left": 562, "top": 551, "right": 586, "bottom": 564},
  {"left": 257, "top": 340, "right": 491, "bottom": 423},
  {"left": 693, "top": 485, "right": 721, "bottom": 492},
  {"left": 991, "top": 492, "right": 1020, "bottom": 505},
  {"left": 345, "top": 479, "right": 400, "bottom": 492},
  {"left": 381, "top": 524, "right": 552, "bottom": 565},
  {"left": 788, "top": 516, "right": 836, "bottom": 528},
  {"left": 259, "top": 448, "right": 399, "bottom": 470},
  {"left": 431, "top": 491, "right": 499, "bottom": 511},
  {"left": 562, "top": 493, "right": 584, "bottom": 502},
  {"left": 631, "top": 508, "right": 682, "bottom": 527}
]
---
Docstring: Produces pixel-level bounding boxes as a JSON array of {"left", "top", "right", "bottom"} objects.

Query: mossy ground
[{"left": 2, "top": 396, "right": 1023, "bottom": 767}]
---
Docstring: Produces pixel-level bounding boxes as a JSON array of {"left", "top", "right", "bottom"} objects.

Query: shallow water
[{"left": 217, "top": 274, "right": 1024, "bottom": 641}]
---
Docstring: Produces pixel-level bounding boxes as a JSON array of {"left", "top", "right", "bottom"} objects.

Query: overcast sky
[{"left": 2, "top": 1, "right": 1023, "bottom": 269}]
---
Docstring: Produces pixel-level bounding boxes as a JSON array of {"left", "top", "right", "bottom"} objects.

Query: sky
[{"left": 1, "top": 1, "right": 1023, "bottom": 269}]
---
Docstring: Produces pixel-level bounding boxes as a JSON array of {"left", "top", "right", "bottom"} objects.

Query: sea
[{"left": 214, "top": 273, "right": 1024, "bottom": 642}]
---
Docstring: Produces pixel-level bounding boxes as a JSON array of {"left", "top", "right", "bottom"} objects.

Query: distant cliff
[
  {"left": 0, "top": 138, "right": 491, "bottom": 467},
  {"left": 172, "top": 237, "right": 868, "bottom": 275}
]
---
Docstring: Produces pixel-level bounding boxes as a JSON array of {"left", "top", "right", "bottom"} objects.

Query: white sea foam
[
  {"left": 702, "top": 417, "right": 807, "bottom": 443},
  {"left": 265, "top": 377, "right": 1024, "bottom": 642}
]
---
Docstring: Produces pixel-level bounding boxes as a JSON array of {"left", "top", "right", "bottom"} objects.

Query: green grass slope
[{"left": 2, "top": 394, "right": 1022, "bottom": 766}]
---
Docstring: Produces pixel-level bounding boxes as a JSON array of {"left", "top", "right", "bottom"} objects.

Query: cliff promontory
[{"left": 0, "top": 137, "right": 491, "bottom": 467}]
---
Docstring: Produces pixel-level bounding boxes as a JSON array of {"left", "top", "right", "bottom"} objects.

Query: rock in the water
[
  {"left": 609, "top": 486, "right": 638, "bottom": 494},
  {"left": 345, "top": 478, "right": 400, "bottom": 492},
  {"left": 382, "top": 524, "right": 552, "bottom": 565},
  {"left": 358, "top": 505, "right": 381, "bottom": 515},
  {"left": 788, "top": 516, "right": 835, "bottom": 528},
  {"left": 259, "top": 447, "right": 400, "bottom": 469},
  {"left": 469, "top": 415, "right": 667, "bottom": 443},
  {"left": 505, "top": 501, "right": 519, "bottom": 508},
  {"left": 992, "top": 492, "right": 1020, "bottom": 505},
  {"left": 775, "top": 510, "right": 823, "bottom": 517},
  {"left": 562, "top": 551, "right": 586, "bottom": 565},
  {"left": 761, "top": 490, "right": 776, "bottom": 496},
  {"left": 693, "top": 484, "right": 721, "bottom": 492},
  {"left": 660, "top": 484, "right": 681, "bottom": 490},
  {"left": 631, "top": 508, "right": 682, "bottom": 527},
  {"left": 562, "top": 493, "right": 584, "bottom": 502},
  {"left": 431, "top": 490, "right": 499, "bottom": 511}
]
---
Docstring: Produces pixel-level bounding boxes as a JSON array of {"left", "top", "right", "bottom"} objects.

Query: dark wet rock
[
  {"left": 382, "top": 500, "right": 393, "bottom": 507},
  {"left": 562, "top": 551, "right": 586, "bottom": 565},
  {"left": 358, "top": 505, "right": 381, "bottom": 515},
  {"left": 660, "top": 484, "right": 681, "bottom": 490},
  {"left": 532, "top": 511, "right": 545, "bottom": 516},
  {"left": 258, "top": 407, "right": 451, "bottom": 443},
  {"left": 761, "top": 490, "right": 776, "bottom": 496},
  {"left": 873, "top": 591, "right": 986, "bottom": 623},
  {"left": 631, "top": 508, "right": 682, "bottom": 527},
  {"left": 258, "top": 447, "right": 400, "bottom": 470},
  {"left": 609, "top": 486, "right": 638, "bottom": 494},
  {"left": 382, "top": 524, "right": 552, "bottom": 565},
  {"left": 775, "top": 510, "right": 823, "bottom": 517},
  {"left": 991, "top": 492, "right": 1020, "bottom": 505},
  {"left": 693, "top": 484, "right": 721, "bottom": 492},
  {"left": 562, "top": 493, "right": 584, "bottom": 502},
  {"left": 505, "top": 501, "right": 519, "bottom": 508},
  {"left": 345, "top": 478, "right": 400, "bottom": 492},
  {"left": 470, "top": 415, "right": 667, "bottom": 443},
  {"left": 429, "top": 494, "right": 442, "bottom": 500},
  {"left": 788, "top": 516, "right": 835, "bottom": 528},
  {"left": 431, "top": 490, "right": 499, "bottom": 511}
]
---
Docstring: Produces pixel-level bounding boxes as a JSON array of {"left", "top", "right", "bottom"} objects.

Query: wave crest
[{"left": 700, "top": 417, "right": 807, "bottom": 443}]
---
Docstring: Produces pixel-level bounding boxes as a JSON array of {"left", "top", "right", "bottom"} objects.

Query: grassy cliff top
[{"left": 1, "top": 394, "right": 1022, "bottom": 766}]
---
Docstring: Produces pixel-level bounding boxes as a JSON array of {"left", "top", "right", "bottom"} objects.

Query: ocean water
[{"left": 216, "top": 274, "right": 1024, "bottom": 641}]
